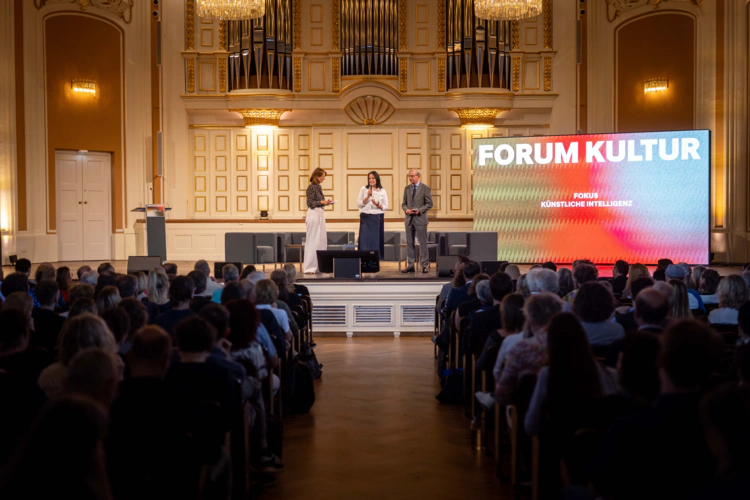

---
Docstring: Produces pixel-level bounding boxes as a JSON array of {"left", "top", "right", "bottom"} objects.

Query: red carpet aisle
[{"left": 264, "top": 338, "right": 508, "bottom": 499}]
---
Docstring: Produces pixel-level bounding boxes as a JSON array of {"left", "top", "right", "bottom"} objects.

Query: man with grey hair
[
  {"left": 527, "top": 268, "right": 559, "bottom": 295},
  {"left": 211, "top": 264, "right": 239, "bottom": 304},
  {"left": 194, "top": 260, "right": 223, "bottom": 297},
  {"left": 401, "top": 169, "right": 433, "bottom": 274},
  {"left": 80, "top": 270, "right": 99, "bottom": 287},
  {"left": 247, "top": 271, "right": 267, "bottom": 285}
]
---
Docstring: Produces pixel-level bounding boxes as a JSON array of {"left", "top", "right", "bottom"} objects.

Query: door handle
[
  {"left": 84, "top": 201, "right": 88, "bottom": 204},
  {"left": 79, "top": 201, "right": 82, "bottom": 204}
]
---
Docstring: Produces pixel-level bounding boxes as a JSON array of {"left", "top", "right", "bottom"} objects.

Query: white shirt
[
  {"left": 357, "top": 186, "right": 388, "bottom": 214},
  {"left": 709, "top": 307, "right": 739, "bottom": 325}
]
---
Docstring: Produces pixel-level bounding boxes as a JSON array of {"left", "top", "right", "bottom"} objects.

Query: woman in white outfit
[{"left": 304, "top": 167, "right": 331, "bottom": 274}]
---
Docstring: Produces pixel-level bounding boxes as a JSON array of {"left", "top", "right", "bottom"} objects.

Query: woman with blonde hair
[
  {"left": 134, "top": 272, "right": 148, "bottom": 300},
  {"left": 304, "top": 167, "right": 332, "bottom": 274},
  {"left": 668, "top": 279, "right": 692, "bottom": 319},
  {"left": 37, "top": 313, "right": 117, "bottom": 399},
  {"left": 282, "top": 262, "right": 309, "bottom": 297},
  {"left": 709, "top": 275, "right": 749, "bottom": 325},
  {"left": 621, "top": 263, "right": 650, "bottom": 299},
  {"left": 95, "top": 286, "right": 122, "bottom": 315},
  {"left": 141, "top": 268, "right": 170, "bottom": 322}
]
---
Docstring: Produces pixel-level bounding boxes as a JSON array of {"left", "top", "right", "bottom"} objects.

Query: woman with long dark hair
[{"left": 357, "top": 171, "right": 388, "bottom": 259}]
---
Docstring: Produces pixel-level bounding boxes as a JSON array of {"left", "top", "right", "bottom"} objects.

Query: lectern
[{"left": 131, "top": 205, "right": 171, "bottom": 263}]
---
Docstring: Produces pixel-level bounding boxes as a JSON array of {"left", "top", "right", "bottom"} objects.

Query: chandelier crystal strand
[
  {"left": 474, "top": 0, "right": 542, "bottom": 21},
  {"left": 197, "top": 0, "right": 265, "bottom": 21}
]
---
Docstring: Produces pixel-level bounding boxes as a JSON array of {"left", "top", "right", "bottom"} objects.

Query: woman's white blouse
[{"left": 357, "top": 186, "right": 388, "bottom": 214}]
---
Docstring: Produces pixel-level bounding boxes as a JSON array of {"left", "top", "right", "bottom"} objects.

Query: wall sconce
[
  {"left": 644, "top": 78, "right": 668, "bottom": 94},
  {"left": 232, "top": 109, "right": 287, "bottom": 127},
  {"left": 72, "top": 79, "right": 97, "bottom": 95},
  {"left": 450, "top": 108, "right": 509, "bottom": 128},
  {"left": 258, "top": 197, "right": 269, "bottom": 219}
]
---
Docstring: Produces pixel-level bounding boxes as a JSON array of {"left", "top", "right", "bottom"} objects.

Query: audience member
[
  {"left": 634, "top": 288, "right": 669, "bottom": 333},
  {"left": 572, "top": 282, "right": 624, "bottom": 346},
  {"left": 162, "top": 262, "right": 178, "bottom": 276},
  {"left": 617, "top": 332, "right": 661, "bottom": 406},
  {"left": 247, "top": 271, "right": 267, "bottom": 285},
  {"left": 437, "top": 256, "right": 470, "bottom": 310},
  {"left": 467, "top": 272, "right": 513, "bottom": 358},
  {"left": 101, "top": 307, "right": 130, "bottom": 347},
  {"left": 195, "top": 260, "right": 223, "bottom": 297},
  {"left": 699, "top": 269, "right": 721, "bottom": 305},
  {"left": 97, "top": 262, "right": 115, "bottom": 274},
  {"left": 556, "top": 268, "right": 575, "bottom": 298},
  {"left": 620, "top": 263, "right": 650, "bottom": 299},
  {"left": 283, "top": 262, "right": 310, "bottom": 297},
  {"left": 108, "top": 326, "right": 216, "bottom": 499},
  {"left": 68, "top": 297, "right": 98, "bottom": 318},
  {"left": 709, "top": 275, "right": 749, "bottom": 325},
  {"left": 63, "top": 348, "right": 120, "bottom": 411},
  {"left": 76, "top": 265, "right": 92, "bottom": 280},
  {"left": 0, "top": 395, "right": 112, "bottom": 500},
  {"left": 2, "top": 292, "right": 33, "bottom": 322},
  {"left": 134, "top": 271, "right": 148, "bottom": 300},
  {"left": 562, "top": 263, "right": 598, "bottom": 303},
  {"left": 666, "top": 264, "right": 705, "bottom": 312},
  {"left": 240, "top": 264, "right": 258, "bottom": 281},
  {"left": 153, "top": 276, "right": 196, "bottom": 336},
  {"left": 693, "top": 265, "right": 707, "bottom": 292},
  {"left": 30, "top": 280, "right": 66, "bottom": 351},
  {"left": 56, "top": 266, "right": 73, "bottom": 304},
  {"left": 738, "top": 301, "right": 750, "bottom": 346},
  {"left": 529, "top": 268, "right": 560, "bottom": 295},
  {"left": 38, "top": 314, "right": 116, "bottom": 399},
  {"left": 212, "top": 263, "right": 239, "bottom": 303},
  {"left": 454, "top": 273, "right": 490, "bottom": 331},
  {"left": 595, "top": 319, "right": 722, "bottom": 500},
  {"left": 142, "top": 268, "right": 170, "bottom": 322},
  {"left": 609, "top": 260, "right": 629, "bottom": 296},
  {"left": 505, "top": 264, "right": 521, "bottom": 281},
  {"left": 255, "top": 280, "right": 293, "bottom": 347},
  {"left": 115, "top": 274, "right": 138, "bottom": 299},
  {"left": 492, "top": 293, "right": 563, "bottom": 405},
  {"left": 516, "top": 274, "right": 531, "bottom": 298},
  {"left": 742, "top": 270, "right": 750, "bottom": 294},
  {"left": 117, "top": 298, "right": 148, "bottom": 354},
  {"left": 541, "top": 261, "right": 557, "bottom": 272},
  {"left": 615, "top": 276, "right": 655, "bottom": 332},
  {"left": 477, "top": 293, "right": 525, "bottom": 372},
  {"left": 270, "top": 268, "right": 306, "bottom": 325},
  {"left": 95, "top": 271, "right": 118, "bottom": 295},
  {"left": 80, "top": 270, "right": 99, "bottom": 287},
  {"left": 1, "top": 272, "right": 29, "bottom": 299},
  {"left": 220, "top": 281, "right": 246, "bottom": 304},
  {"left": 441, "top": 261, "right": 481, "bottom": 321},
  {"left": 95, "top": 286, "right": 121, "bottom": 314},
  {"left": 188, "top": 270, "right": 211, "bottom": 313},
  {"left": 668, "top": 279, "right": 693, "bottom": 319},
  {"left": 653, "top": 258, "right": 673, "bottom": 282},
  {"left": 198, "top": 304, "right": 247, "bottom": 383},
  {"left": 0, "top": 308, "right": 52, "bottom": 384},
  {"left": 652, "top": 281, "right": 674, "bottom": 312}
]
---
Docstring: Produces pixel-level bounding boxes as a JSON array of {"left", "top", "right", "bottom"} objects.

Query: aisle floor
[{"left": 264, "top": 337, "right": 508, "bottom": 499}]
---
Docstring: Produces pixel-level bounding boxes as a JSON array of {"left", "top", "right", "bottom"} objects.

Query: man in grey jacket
[{"left": 401, "top": 169, "right": 433, "bottom": 274}]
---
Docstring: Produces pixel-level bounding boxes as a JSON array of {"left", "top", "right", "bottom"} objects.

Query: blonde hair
[
  {"left": 146, "top": 268, "right": 170, "bottom": 305},
  {"left": 283, "top": 263, "right": 297, "bottom": 293},
  {"left": 623, "top": 263, "right": 650, "bottom": 297},
  {"left": 135, "top": 272, "right": 148, "bottom": 295},
  {"left": 309, "top": 167, "right": 326, "bottom": 184},
  {"left": 95, "top": 286, "right": 122, "bottom": 314},
  {"left": 254, "top": 279, "right": 279, "bottom": 305},
  {"left": 668, "top": 279, "right": 693, "bottom": 319},
  {"left": 717, "top": 275, "right": 749, "bottom": 310},
  {"left": 35, "top": 263, "right": 56, "bottom": 283},
  {"left": 58, "top": 313, "right": 116, "bottom": 366}
]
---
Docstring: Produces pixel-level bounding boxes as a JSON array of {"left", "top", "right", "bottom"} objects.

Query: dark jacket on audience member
[
  {"left": 258, "top": 308, "right": 285, "bottom": 355},
  {"left": 293, "top": 283, "right": 310, "bottom": 297},
  {"left": 30, "top": 309, "right": 66, "bottom": 351},
  {"left": 153, "top": 309, "right": 196, "bottom": 336},
  {"left": 189, "top": 295, "right": 212, "bottom": 314},
  {"left": 609, "top": 275, "right": 628, "bottom": 296},
  {"left": 442, "top": 282, "right": 471, "bottom": 318},
  {"left": 108, "top": 377, "right": 218, "bottom": 500},
  {"left": 142, "top": 299, "right": 171, "bottom": 324},
  {"left": 467, "top": 305, "right": 501, "bottom": 357},
  {"left": 595, "top": 392, "right": 715, "bottom": 500}
]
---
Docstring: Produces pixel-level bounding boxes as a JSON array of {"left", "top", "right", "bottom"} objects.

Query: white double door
[{"left": 56, "top": 151, "right": 112, "bottom": 262}]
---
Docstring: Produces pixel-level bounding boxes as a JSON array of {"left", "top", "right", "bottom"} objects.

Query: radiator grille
[
  {"left": 354, "top": 305, "right": 393, "bottom": 325},
  {"left": 312, "top": 305, "right": 347, "bottom": 326},
  {"left": 401, "top": 305, "right": 435, "bottom": 324}
]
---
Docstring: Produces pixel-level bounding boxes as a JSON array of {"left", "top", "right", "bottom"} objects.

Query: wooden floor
[{"left": 264, "top": 338, "right": 508, "bottom": 499}]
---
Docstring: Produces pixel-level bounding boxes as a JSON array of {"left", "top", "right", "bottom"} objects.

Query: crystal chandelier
[
  {"left": 474, "top": 0, "right": 543, "bottom": 21},
  {"left": 196, "top": 0, "right": 265, "bottom": 21}
]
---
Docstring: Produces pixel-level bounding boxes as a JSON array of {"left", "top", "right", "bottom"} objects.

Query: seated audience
[
  {"left": 97, "top": 262, "right": 115, "bottom": 274},
  {"left": 708, "top": 274, "right": 749, "bottom": 325},
  {"left": 3, "top": 292, "right": 33, "bottom": 324},
  {"left": 220, "top": 281, "right": 245, "bottom": 304},
  {"left": 562, "top": 263, "right": 598, "bottom": 303},
  {"left": 542, "top": 261, "right": 557, "bottom": 272},
  {"left": 153, "top": 276, "right": 196, "bottom": 336},
  {"left": 556, "top": 268, "right": 575, "bottom": 298},
  {"left": 692, "top": 265, "right": 707, "bottom": 291},
  {"left": 115, "top": 274, "right": 138, "bottom": 300},
  {"left": 516, "top": 274, "right": 531, "bottom": 298},
  {"left": 493, "top": 292, "right": 563, "bottom": 405},
  {"left": 0, "top": 308, "right": 52, "bottom": 384},
  {"left": 134, "top": 272, "right": 148, "bottom": 300},
  {"left": 572, "top": 282, "right": 624, "bottom": 346},
  {"left": 188, "top": 270, "right": 211, "bottom": 313},
  {"left": 63, "top": 348, "right": 121, "bottom": 411},
  {"left": 68, "top": 297, "right": 98, "bottom": 318},
  {"left": 76, "top": 265, "right": 92, "bottom": 280},
  {"left": 101, "top": 308, "right": 130, "bottom": 348},
  {"left": 653, "top": 258, "right": 673, "bottom": 282},
  {"left": 615, "top": 276, "right": 655, "bottom": 332},
  {"left": 595, "top": 320, "right": 722, "bottom": 500},
  {"left": 95, "top": 286, "right": 121, "bottom": 315},
  {"left": 247, "top": 271, "right": 267, "bottom": 285},
  {"left": 108, "top": 326, "right": 217, "bottom": 499},
  {"left": 1, "top": 272, "right": 29, "bottom": 300},
  {"left": 609, "top": 260, "right": 629, "bottom": 296},
  {"left": 198, "top": 304, "right": 247, "bottom": 383},
  {"left": 738, "top": 301, "right": 750, "bottom": 346},
  {"left": 79, "top": 270, "right": 99, "bottom": 287},
  {"left": 240, "top": 264, "right": 258, "bottom": 281},
  {"left": 616, "top": 332, "right": 661, "bottom": 407},
  {"left": 0, "top": 395, "right": 111, "bottom": 500},
  {"left": 255, "top": 280, "right": 293, "bottom": 348},
  {"left": 441, "top": 261, "right": 481, "bottom": 322},
  {"left": 162, "top": 262, "right": 178, "bottom": 276},
  {"left": 437, "top": 256, "right": 469, "bottom": 311},
  {"left": 668, "top": 279, "right": 693, "bottom": 319},
  {"left": 742, "top": 270, "right": 750, "bottom": 293},
  {"left": 454, "top": 273, "right": 490, "bottom": 332},
  {"left": 30, "top": 280, "right": 66, "bottom": 351},
  {"left": 38, "top": 314, "right": 116, "bottom": 399},
  {"left": 194, "top": 260, "right": 223, "bottom": 298},
  {"left": 95, "top": 271, "right": 118, "bottom": 296},
  {"left": 142, "top": 268, "right": 170, "bottom": 322},
  {"left": 467, "top": 272, "right": 513, "bottom": 358},
  {"left": 529, "top": 268, "right": 560, "bottom": 295},
  {"left": 634, "top": 288, "right": 669, "bottom": 333},
  {"left": 270, "top": 268, "right": 307, "bottom": 325},
  {"left": 212, "top": 263, "right": 239, "bottom": 304}
]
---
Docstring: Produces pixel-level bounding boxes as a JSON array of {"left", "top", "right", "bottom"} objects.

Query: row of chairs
[{"left": 436, "top": 294, "right": 541, "bottom": 499}]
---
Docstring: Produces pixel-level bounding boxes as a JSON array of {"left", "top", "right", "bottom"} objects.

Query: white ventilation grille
[
  {"left": 354, "top": 305, "right": 393, "bottom": 325},
  {"left": 401, "top": 305, "right": 434, "bottom": 324},
  {"left": 312, "top": 305, "right": 347, "bottom": 326}
]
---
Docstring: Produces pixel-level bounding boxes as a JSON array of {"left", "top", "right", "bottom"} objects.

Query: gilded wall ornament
[
  {"left": 543, "top": 57, "right": 552, "bottom": 91},
  {"left": 186, "top": 0, "right": 195, "bottom": 50},
  {"left": 450, "top": 108, "right": 508, "bottom": 126},
  {"left": 219, "top": 21, "right": 227, "bottom": 51},
  {"left": 35, "top": 0, "right": 134, "bottom": 23},
  {"left": 294, "top": 58, "right": 302, "bottom": 92},
  {"left": 187, "top": 58, "right": 196, "bottom": 93},
  {"left": 606, "top": 0, "right": 704, "bottom": 23},
  {"left": 232, "top": 109, "right": 288, "bottom": 127},
  {"left": 345, "top": 96, "right": 395, "bottom": 125},
  {"left": 438, "top": 58, "right": 446, "bottom": 92},
  {"left": 293, "top": 0, "right": 301, "bottom": 49},
  {"left": 511, "top": 57, "right": 520, "bottom": 92},
  {"left": 512, "top": 20, "right": 520, "bottom": 50},
  {"left": 219, "top": 58, "right": 227, "bottom": 92},
  {"left": 399, "top": 0, "right": 407, "bottom": 50},
  {"left": 399, "top": 59, "right": 408, "bottom": 92},
  {"left": 332, "top": 59, "right": 340, "bottom": 92},
  {"left": 543, "top": 0, "right": 552, "bottom": 49},
  {"left": 438, "top": 1, "right": 446, "bottom": 50},
  {"left": 332, "top": 0, "right": 340, "bottom": 50}
]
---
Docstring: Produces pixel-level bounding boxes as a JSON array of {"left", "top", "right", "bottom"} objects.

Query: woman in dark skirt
[{"left": 357, "top": 171, "right": 389, "bottom": 259}]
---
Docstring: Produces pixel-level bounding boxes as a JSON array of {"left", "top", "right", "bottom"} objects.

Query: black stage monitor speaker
[
  {"left": 481, "top": 260, "right": 509, "bottom": 276},
  {"left": 127, "top": 256, "right": 162, "bottom": 274},
  {"left": 334, "top": 258, "right": 361, "bottom": 278},
  {"left": 437, "top": 256, "right": 456, "bottom": 278},
  {"left": 317, "top": 250, "right": 379, "bottom": 274},
  {"left": 214, "top": 261, "right": 244, "bottom": 279}
]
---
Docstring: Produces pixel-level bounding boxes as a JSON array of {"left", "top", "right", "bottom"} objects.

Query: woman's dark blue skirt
[{"left": 359, "top": 213, "right": 384, "bottom": 259}]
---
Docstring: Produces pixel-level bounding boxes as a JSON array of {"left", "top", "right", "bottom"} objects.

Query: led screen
[{"left": 472, "top": 131, "right": 710, "bottom": 264}]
